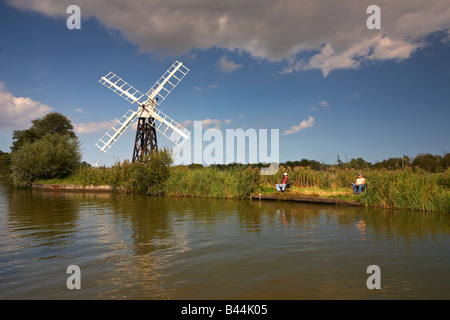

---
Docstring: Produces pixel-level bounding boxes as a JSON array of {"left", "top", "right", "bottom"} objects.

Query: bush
[
  {"left": 67, "top": 148, "right": 174, "bottom": 194},
  {"left": 10, "top": 134, "right": 81, "bottom": 187}
]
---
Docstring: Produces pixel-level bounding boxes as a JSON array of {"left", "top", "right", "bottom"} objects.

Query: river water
[{"left": 0, "top": 178, "right": 449, "bottom": 300}]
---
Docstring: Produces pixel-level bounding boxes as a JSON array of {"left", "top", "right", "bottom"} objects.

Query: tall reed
[
  {"left": 261, "top": 166, "right": 449, "bottom": 212},
  {"left": 38, "top": 160, "right": 449, "bottom": 212},
  {"left": 164, "top": 166, "right": 261, "bottom": 199}
]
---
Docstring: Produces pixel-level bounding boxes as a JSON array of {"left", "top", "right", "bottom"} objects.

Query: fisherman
[
  {"left": 276, "top": 173, "right": 290, "bottom": 192},
  {"left": 352, "top": 173, "right": 366, "bottom": 194}
]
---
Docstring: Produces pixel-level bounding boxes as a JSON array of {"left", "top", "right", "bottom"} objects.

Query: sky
[{"left": 0, "top": 0, "right": 449, "bottom": 167}]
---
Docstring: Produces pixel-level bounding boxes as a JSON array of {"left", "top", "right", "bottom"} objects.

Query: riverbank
[
  {"left": 31, "top": 183, "right": 113, "bottom": 192},
  {"left": 32, "top": 164, "right": 450, "bottom": 212},
  {"left": 31, "top": 182, "right": 364, "bottom": 207},
  {"left": 251, "top": 192, "right": 363, "bottom": 206}
]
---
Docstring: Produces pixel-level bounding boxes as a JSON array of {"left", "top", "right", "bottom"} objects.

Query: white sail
[
  {"left": 138, "top": 105, "right": 190, "bottom": 147},
  {"left": 95, "top": 109, "right": 137, "bottom": 153},
  {"left": 99, "top": 72, "right": 146, "bottom": 105},
  {"left": 146, "top": 61, "right": 190, "bottom": 106}
]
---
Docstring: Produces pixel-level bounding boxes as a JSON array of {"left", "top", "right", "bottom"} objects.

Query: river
[{"left": 0, "top": 177, "right": 449, "bottom": 300}]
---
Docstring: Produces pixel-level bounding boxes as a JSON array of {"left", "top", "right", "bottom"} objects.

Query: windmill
[{"left": 95, "top": 61, "right": 191, "bottom": 163}]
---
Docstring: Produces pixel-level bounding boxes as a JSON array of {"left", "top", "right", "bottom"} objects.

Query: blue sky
[{"left": 0, "top": 0, "right": 449, "bottom": 167}]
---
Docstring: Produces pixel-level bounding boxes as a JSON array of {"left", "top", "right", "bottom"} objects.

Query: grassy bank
[
  {"left": 262, "top": 166, "right": 450, "bottom": 212},
  {"left": 36, "top": 162, "right": 450, "bottom": 212},
  {"left": 36, "top": 164, "right": 261, "bottom": 199}
]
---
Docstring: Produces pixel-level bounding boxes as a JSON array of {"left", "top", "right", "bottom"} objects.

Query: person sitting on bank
[
  {"left": 352, "top": 173, "right": 366, "bottom": 194},
  {"left": 276, "top": 173, "right": 290, "bottom": 192}
]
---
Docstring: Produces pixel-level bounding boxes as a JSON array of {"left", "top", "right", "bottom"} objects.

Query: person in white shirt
[{"left": 352, "top": 173, "right": 366, "bottom": 194}]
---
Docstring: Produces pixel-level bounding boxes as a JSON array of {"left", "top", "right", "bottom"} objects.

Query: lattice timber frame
[{"left": 132, "top": 117, "right": 158, "bottom": 163}]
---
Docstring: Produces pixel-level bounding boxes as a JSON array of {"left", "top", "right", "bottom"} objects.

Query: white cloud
[
  {"left": 73, "top": 119, "right": 118, "bottom": 134},
  {"left": 7, "top": 0, "right": 450, "bottom": 76},
  {"left": 202, "top": 118, "right": 231, "bottom": 129},
  {"left": 180, "top": 118, "right": 231, "bottom": 129},
  {"left": 194, "top": 83, "right": 218, "bottom": 92},
  {"left": 346, "top": 93, "right": 360, "bottom": 99},
  {"left": 74, "top": 108, "right": 90, "bottom": 113},
  {"left": 283, "top": 116, "right": 314, "bottom": 135},
  {"left": 0, "top": 82, "right": 52, "bottom": 128},
  {"left": 180, "top": 120, "right": 193, "bottom": 128},
  {"left": 318, "top": 100, "right": 329, "bottom": 108},
  {"left": 216, "top": 56, "right": 242, "bottom": 73},
  {"left": 282, "top": 35, "right": 423, "bottom": 77}
]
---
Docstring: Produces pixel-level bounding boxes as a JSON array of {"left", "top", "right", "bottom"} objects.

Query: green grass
[
  {"left": 164, "top": 165, "right": 261, "bottom": 199},
  {"left": 35, "top": 162, "right": 450, "bottom": 212},
  {"left": 262, "top": 166, "right": 450, "bottom": 212}
]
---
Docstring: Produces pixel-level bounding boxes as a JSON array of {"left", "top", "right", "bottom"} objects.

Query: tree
[
  {"left": 440, "top": 152, "right": 450, "bottom": 170},
  {"left": 10, "top": 133, "right": 81, "bottom": 187},
  {"left": 139, "top": 148, "right": 174, "bottom": 194},
  {"left": 11, "top": 112, "right": 76, "bottom": 152},
  {"left": 346, "top": 157, "right": 371, "bottom": 170},
  {"left": 0, "top": 151, "right": 11, "bottom": 176},
  {"left": 11, "top": 128, "right": 38, "bottom": 152},
  {"left": 411, "top": 153, "right": 441, "bottom": 172}
]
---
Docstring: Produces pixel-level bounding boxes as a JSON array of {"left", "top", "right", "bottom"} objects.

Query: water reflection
[
  {"left": 0, "top": 178, "right": 449, "bottom": 299},
  {"left": 252, "top": 198, "right": 450, "bottom": 242}
]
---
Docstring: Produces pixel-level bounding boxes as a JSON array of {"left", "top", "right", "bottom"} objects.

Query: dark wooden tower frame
[{"left": 132, "top": 117, "right": 158, "bottom": 163}]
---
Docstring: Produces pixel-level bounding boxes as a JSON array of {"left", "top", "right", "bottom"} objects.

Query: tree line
[
  {"left": 0, "top": 112, "right": 448, "bottom": 187},
  {"left": 183, "top": 153, "right": 449, "bottom": 173},
  {"left": 281, "top": 153, "right": 450, "bottom": 172}
]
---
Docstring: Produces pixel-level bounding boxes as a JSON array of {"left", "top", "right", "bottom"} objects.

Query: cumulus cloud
[
  {"left": 73, "top": 119, "right": 118, "bottom": 134},
  {"left": 0, "top": 82, "right": 52, "bottom": 128},
  {"left": 7, "top": 0, "right": 450, "bottom": 76},
  {"left": 202, "top": 118, "right": 231, "bottom": 129},
  {"left": 283, "top": 116, "right": 314, "bottom": 135},
  {"left": 216, "top": 56, "right": 242, "bottom": 73}
]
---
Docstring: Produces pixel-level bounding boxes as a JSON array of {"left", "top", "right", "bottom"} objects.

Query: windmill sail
[
  {"left": 99, "top": 72, "right": 146, "bottom": 105},
  {"left": 139, "top": 105, "right": 191, "bottom": 147},
  {"left": 95, "top": 109, "right": 137, "bottom": 153},
  {"left": 147, "top": 61, "right": 189, "bottom": 106}
]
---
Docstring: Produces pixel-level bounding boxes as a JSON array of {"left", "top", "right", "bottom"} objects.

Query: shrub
[{"left": 10, "top": 134, "right": 81, "bottom": 187}]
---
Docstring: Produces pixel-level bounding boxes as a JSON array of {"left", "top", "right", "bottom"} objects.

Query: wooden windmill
[{"left": 95, "top": 61, "right": 190, "bottom": 162}]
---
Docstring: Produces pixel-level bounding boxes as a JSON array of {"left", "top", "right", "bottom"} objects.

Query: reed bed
[
  {"left": 164, "top": 165, "right": 261, "bottom": 199},
  {"left": 262, "top": 166, "right": 450, "bottom": 212},
  {"left": 37, "top": 161, "right": 449, "bottom": 212}
]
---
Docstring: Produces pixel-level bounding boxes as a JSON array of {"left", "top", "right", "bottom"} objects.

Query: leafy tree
[
  {"left": 440, "top": 152, "right": 450, "bottom": 170},
  {"left": 11, "top": 128, "right": 38, "bottom": 152},
  {"left": 11, "top": 112, "right": 76, "bottom": 152},
  {"left": 10, "top": 134, "right": 81, "bottom": 187},
  {"left": 139, "top": 148, "right": 174, "bottom": 194},
  {"left": 188, "top": 163, "right": 204, "bottom": 169},
  {"left": 411, "top": 153, "right": 441, "bottom": 172},
  {"left": 0, "top": 151, "right": 11, "bottom": 176},
  {"left": 282, "top": 158, "right": 325, "bottom": 170}
]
